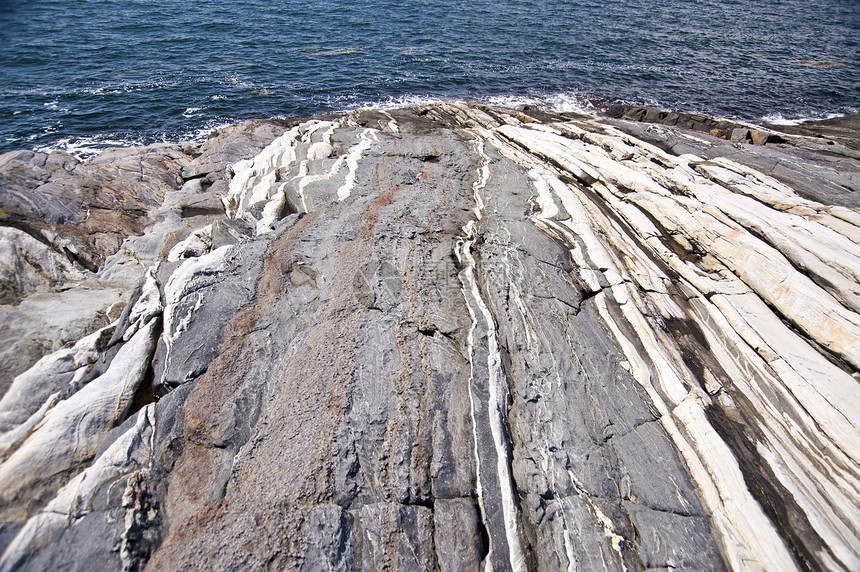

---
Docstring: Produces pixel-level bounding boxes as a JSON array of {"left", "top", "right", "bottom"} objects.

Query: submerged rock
[{"left": 0, "top": 103, "right": 858, "bottom": 571}]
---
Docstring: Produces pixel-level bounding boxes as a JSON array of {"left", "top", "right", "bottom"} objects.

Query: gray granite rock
[
  {"left": 0, "top": 120, "right": 292, "bottom": 395},
  {"left": 1, "top": 103, "right": 859, "bottom": 572},
  {"left": 181, "top": 118, "right": 297, "bottom": 180}
]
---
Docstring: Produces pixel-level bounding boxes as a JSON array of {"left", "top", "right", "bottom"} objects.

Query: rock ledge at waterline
[{"left": 0, "top": 102, "right": 858, "bottom": 571}]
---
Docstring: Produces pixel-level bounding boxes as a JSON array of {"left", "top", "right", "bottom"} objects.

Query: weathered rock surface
[
  {"left": 0, "top": 118, "right": 292, "bottom": 397},
  {"left": 0, "top": 103, "right": 858, "bottom": 571}
]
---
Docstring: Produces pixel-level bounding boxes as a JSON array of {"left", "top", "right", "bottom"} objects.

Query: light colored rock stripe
[
  {"left": 225, "top": 123, "right": 303, "bottom": 219},
  {"left": 455, "top": 223, "right": 527, "bottom": 572},
  {"left": 0, "top": 404, "right": 156, "bottom": 572},
  {"left": 498, "top": 118, "right": 860, "bottom": 570},
  {"left": 294, "top": 120, "right": 339, "bottom": 213},
  {"left": 455, "top": 139, "right": 527, "bottom": 571},
  {"left": 226, "top": 121, "right": 381, "bottom": 230},
  {"left": 337, "top": 128, "right": 379, "bottom": 201},
  {"left": 454, "top": 222, "right": 494, "bottom": 569},
  {"left": 0, "top": 318, "right": 158, "bottom": 520},
  {"left": 158, "top": 245, "right": 231, "bottom": 389},
  {"left": 532, "top": 162, "right": 798, "bottom": 569},
  {"left": 470, "top": 138, "right": 489, "bottom": 219}
]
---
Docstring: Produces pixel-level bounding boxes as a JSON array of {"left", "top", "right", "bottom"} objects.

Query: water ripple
[{"left": 1, "top": 0, "right": 858, "bottom": 154}]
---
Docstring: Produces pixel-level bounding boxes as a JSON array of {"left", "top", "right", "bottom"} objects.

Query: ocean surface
[{"left": 1, "top": 0, "right": 858, "bottom": 157}]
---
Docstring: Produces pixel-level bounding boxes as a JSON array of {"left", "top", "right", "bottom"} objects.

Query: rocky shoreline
[{"left": 0, "top": 102, "right": 858, "bottom": 571}]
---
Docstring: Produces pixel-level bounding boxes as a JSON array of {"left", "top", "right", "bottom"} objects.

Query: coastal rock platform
[{"left": 0, "top": 102, "right": 858, "bottom": 571}]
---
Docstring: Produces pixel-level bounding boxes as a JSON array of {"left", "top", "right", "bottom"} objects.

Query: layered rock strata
[{"left": 0, "top": 103, "right": 858, "bottom": 571}]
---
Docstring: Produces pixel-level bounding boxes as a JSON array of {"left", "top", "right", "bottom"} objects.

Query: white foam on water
[
  {"left": 350, "top": 93, "right": 449, "bottom": 111},
  {"left": 21, "top": 90, "right": 588, "bottom": 162},
  {"left": 347, "top": 90, "right": 599, "bottom": 117},
  {"left": 31, "top": 117, "right": 237, "bottom": 162},
  {"left": 184, "top": 119, "right": 237, "bottom": 142},
  {"left": 35, "top": 136, "right": 145, "bottom": 160},
  {"left": 226, "top": 74, "right": 253, "bottom": 87},
  {"left": 482, "top": 92, "right": 596, "bottom": 115},
  {"left": 23, "top": 89, "right": 855, "bottom": 168},
  {"left": 760, "top": 111, "right": 849, "bottom": 126}
]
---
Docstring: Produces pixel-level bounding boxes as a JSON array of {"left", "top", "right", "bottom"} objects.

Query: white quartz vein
[
  {"left": 454, "top": 142, "right": 527, "bottom": 572},
  {"left": 337, "top": 128, "right": 378, "bottom": 201}
]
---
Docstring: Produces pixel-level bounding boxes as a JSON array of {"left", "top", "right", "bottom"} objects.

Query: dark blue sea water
[{"left": 2, "top": 0, "right": 859, "bottom": 157}]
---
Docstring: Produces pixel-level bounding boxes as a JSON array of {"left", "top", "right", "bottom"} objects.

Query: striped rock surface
[{"left": 0, "top": 103, "right": 858, "bottom": 571}]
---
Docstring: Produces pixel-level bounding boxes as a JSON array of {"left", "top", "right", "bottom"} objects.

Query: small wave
[
  {"left": 184, "top": 119, "right": 237, "bottom": 142},
  {"left": 350, "top": 94, "right": 449, "bottom": 111},
  {"left": 29, "top": 116, "right": 236, "bottom": 161},
  {"left": 481, "top": 92, "right": 597, "bottom": 115},
  {"left": 401, "top": 45, "right": 434, "bottom": 55},
  {"left": 75, "top": 78, "right": 180, "bottom": 97},
  {"left": 226, "top": 75, "right": 253, "bottom": 88},
  {"left": 35, "top": 135, "right": 145, "bottom": 160},
  {"left": 41, "top": 100, "right": 71, "bottom": 113},
  {"left": 786, "top": 60, "right": 847, "bottom": 69},
  {"left": 345, "top": 91, "right": 600, "bottom": 115},
  {"left": 182, "top": 107, "right": 202, "bottom": 117},
  {"left": 302, "top": 48, "right": 363, "bottom": 56},
  {"left": 545, "top": 93, "right": 597, "bottom": 114},
  {"left": 760, "top": 111, "right": 850, "bottom": 126}
]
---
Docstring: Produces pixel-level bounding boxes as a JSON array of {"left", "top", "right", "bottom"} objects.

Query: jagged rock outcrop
[
  {"left": 0, "top": 119, "right": 294, "bottom": 398},
  {"left": 0, "top": 103, "right": 858, "bottom": 571}
]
